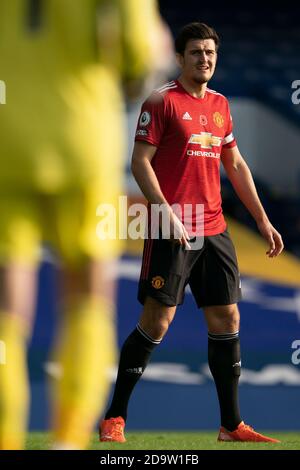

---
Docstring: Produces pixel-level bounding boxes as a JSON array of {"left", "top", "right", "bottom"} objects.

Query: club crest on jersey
[
  {"left": 151, "top": 276, "right": 165, "bottom": 289},
  {"left": 139, "top": 111, "right": 151, "bottom": 127},
  {"left": 213, "top": 111, "right": 224, "bottom": 128},
  {"left": 188, "top": 132, "right": 222, "bottom": 149}
]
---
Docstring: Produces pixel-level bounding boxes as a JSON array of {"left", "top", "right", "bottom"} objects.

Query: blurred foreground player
[
  {"left": 0, "top": 0, "right": 171, "bottom": 450},
  {"left": 100, "top": 22, "right": 283, "bottom": 444}
]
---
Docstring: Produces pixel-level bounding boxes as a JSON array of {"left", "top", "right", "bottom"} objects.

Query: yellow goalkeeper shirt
[{"left": 0, "top": 0, "right": 160, "bottom": 193}]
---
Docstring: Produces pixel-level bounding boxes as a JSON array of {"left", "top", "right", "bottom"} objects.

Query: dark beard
[{"left": 192, "top": 76, "right": 208, "bottom": 85}]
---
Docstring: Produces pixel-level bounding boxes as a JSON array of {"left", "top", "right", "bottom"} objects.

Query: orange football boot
[
  {"left": 99, "top": 416, "right": 126, "bottom": 442},
  {"left": 218, "top": 421, "right": 280, "bottom": 443}
]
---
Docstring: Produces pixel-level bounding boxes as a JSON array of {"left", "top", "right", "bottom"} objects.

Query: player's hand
[
  {"left": 169, "top": 211, "right": 191, "bottom": 250},
  {"left": 155, "top": 204, "right": 191, "bottom": 249},
  {"left": 257, "top": 220, "right": 284, "bottom": 258}
]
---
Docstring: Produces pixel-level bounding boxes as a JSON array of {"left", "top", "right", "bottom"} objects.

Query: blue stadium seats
[{"left": 160, "top": 1, "right": 300, "bottom": 125}]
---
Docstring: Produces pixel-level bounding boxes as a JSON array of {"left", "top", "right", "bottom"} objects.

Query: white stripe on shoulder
[
  {"left": 156, "top": 80, "right": 176, "bottom": 92},
  {"left": 157, "top": 85, "right": 178, "bottom": 95},
  {"left": 155, "top": 82, "right": 178, "bottom": 94},
  {"left": 206, "top": 88, "right": 226, "bottom": 98}
]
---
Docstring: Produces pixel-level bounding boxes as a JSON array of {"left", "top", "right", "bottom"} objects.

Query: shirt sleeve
[
  {"left": 222, "top": 100, "right": 237, "bottom": 149},
  {"left": 135, "top": 92, "right": 166, "bottom": 146}
]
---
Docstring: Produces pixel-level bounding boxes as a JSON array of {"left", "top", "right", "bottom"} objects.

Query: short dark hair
[{"left": 175, "top": 22, "right": 220, "bottom": 55}]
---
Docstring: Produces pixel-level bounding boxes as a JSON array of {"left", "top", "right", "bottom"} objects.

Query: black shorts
[{"left": 138, "top": 229, "right": 242, "bottom": 308}]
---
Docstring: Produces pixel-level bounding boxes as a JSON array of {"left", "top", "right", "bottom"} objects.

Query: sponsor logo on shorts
[{"left": 152, "top": 276, "right": 165, "bottom": 289}]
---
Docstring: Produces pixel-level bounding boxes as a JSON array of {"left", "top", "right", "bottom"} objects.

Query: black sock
[
  {"left": 105, "top": 325, "right": 161, "bottom": 421},
  {"left": 208, "top": 331, "right": 241, "bottom": 432}
]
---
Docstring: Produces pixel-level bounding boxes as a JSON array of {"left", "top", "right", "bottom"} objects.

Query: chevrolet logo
[{"left": 188, "top": 132, "right": 222, "bottom": 149}]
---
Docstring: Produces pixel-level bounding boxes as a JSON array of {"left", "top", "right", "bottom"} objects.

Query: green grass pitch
[{"left": 26, "top": 431, "right": 300, "bottom": 450}]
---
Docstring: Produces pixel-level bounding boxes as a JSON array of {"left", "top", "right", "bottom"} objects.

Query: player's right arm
[
  {"left": 131, "top": 141, "right": 166, "bottom": 206},
  {"left": 131, "top": 141, "right": 190, "bottom": 248},
  {"left": 133, "top": 94, "right": 190, "bottom": 249}
]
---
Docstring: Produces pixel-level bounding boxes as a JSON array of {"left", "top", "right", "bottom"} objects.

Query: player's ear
[{"left": 175, "top": 53, "right": 184, "bottom": 68}]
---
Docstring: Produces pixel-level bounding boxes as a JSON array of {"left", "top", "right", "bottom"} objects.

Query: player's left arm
[{"left": 221, "top": 145, "right": 284, "bottom": 257}]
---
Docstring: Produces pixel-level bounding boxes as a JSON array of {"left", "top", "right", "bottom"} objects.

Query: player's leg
[
  {"left": 190, "top": 230, "right": 242, "bottom": 433},
  {"left": 100, "top": 237, "right": 189, "bottom": 442},
  {"left": 0, "top": 195, "right": 40, "bottom": 450},
  {"left": 191, "top": 230, "right": 279, "bottom": 442},
  {"left": 103, "top": 296, "right": 176, "bottom": 423},
  {"left": 49, "top": 189, "right": 119, "bottom": 450},
  {"left": 0, "top": 265, "right": 38, "bottom": 450},
  {"left": 50, "top": 259, "right": 117, "bottom": 450},
  {"left": 203, "top": 303, "right": 242, "bottom": 432},
  {"left": 204, "top": 302, "right": 279, "bottom": 442}
]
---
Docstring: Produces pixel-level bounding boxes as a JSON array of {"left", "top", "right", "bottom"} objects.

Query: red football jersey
[{"left": 135, "top": 80, "right": 237, "bottom": 236}]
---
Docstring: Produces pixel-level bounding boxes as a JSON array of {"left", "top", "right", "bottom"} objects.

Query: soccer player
[
  {"left": 100, "top": 22, "right": 284, "bottom": 443},
  {"left": 0, "top": 0, "right": 171, "bottom": 450}
]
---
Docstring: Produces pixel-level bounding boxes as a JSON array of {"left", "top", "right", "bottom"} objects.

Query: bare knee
[
  {"left": 138, "top": 297, "right": 176, "bottom": 341},
  {"left": 63, "top": 259, "right": 117, "bottom": 304},
  {"left": 0, "top": 265, "right": 38, "bottom": 330},
  {"left": 204, "top": 304, "right": 240, "bottom": 334}
]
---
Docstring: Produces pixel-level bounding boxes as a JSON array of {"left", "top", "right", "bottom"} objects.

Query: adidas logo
[
  {"left": 126, "top": 367, "right": 143, "bottom": 374},
  {"left": 182, "top": 112, "right": 192, "bottom": 120}
]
